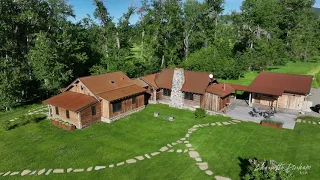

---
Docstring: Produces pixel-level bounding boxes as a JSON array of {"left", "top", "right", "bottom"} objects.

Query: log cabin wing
[{"left": 44, "top": 72, "right": 147, "bottom": 129}]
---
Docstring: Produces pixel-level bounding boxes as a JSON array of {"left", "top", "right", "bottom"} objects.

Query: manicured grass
[
  {"left": 1, "top": 104, "right": 319, "bottom": 179},
  {"left": 299, "top": 116, "right": 320, "bottom": 122},
  {"left": 190, "top": 121, "right": 320, "bottom": 180},
  {"left": 220, "top": 61, "right": 320, "bottom": 87},
  {"left": 0, "top": 104, "right": 229, "bottom": 180}
]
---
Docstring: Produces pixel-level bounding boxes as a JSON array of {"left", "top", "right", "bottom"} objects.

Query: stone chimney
[{"left": 170, "top": 68, "right": 185, "bottom": 108}]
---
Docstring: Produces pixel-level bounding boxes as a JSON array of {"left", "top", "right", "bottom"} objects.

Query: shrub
[
  {"left": 261, "top": 120, "right": 283, "bottom": 125},
  {"left": 2, "top": 121, "right": 15, "bottom": 131},
  {"left": 17, "top": 118, "right": 31, "bottom": 126},
  {"left": 30, "top": 114, "right": 47, "bottom": 123},
  {"left": 195, "top": 108, "right": 206, "bottom": 119}
]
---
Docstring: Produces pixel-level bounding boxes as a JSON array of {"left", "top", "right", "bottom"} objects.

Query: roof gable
[
  {"left": 206, "top": 83, "right": 235, "bottom": 97},
  {"left": 181, "top": 71, "right": 211, "bottom": 94}
]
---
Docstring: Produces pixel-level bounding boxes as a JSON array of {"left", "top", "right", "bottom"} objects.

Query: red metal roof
[
  {"left": 43, "top": 91, "right": 98, "bottom": 112},
  {"left": 98, "top": 84, "right": 146, "bottom": 102},
  {"left": 181, "top": 71, "right": 211, "bottom": 94},
  {"left": 154, "top": 69, "right": 211, "bottom": 94},
  {"left": 247, "top": 72, "right": 313, "bottom": 95},
  {"left": 206, "top": 83, "right": 235, "bottom": 97},
  {"left": 139, "top": 73, "right": 159, "bottom": 89},
  {"left": 131, "top": 78, "right": 148, "bottom": 88},
  {"left": 230, "top": 84, "right": 247, "bottom": 91}
]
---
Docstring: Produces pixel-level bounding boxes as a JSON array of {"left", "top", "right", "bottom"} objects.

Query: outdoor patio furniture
[{"left": 253, "top": 107, "right": 260, "bottom": 113}]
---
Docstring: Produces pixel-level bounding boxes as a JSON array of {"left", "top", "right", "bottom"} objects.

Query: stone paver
[
  {"left": 308, "top": 121, "right": 311, "bottom": 124},
  {"left": 95, "top": 166, "right": 106, "bottom": 170},
  {"left": 151, "top": 152, "right": 160, "bottom": 156},
  {"left": 222, "top": 122, "right": 230, "bottom": 125},
  {"left": 211, "top": 123, "right": 216, "bottom": 126},
  {"left": 189, "top": 151, "right": 200, "bottom": 158},
  {"left": 193, "top": 125, "right": 199, "bottom": 128},
  {"left": 313, "top": 121, "right": 317, "bottom": 124},
  {"left": 297, "top": 119, "right": 302, "bottom": 123},
  {"left": 0, "top": 173, "right": 2, "bottom": 176},
  {"left": 117, "top": 162, "right": 125, "bottom": 166},
  {"left": 21, "top": 170, "right": 31, "bottom": 176},
  {"left": 3, "top": 171, "right": 11, "bottom": 176},
  {"left": 203, "top": 123, "right": 210, "bottom": 126},
  {"left": 176, "top": 140, "right": 182, "bottom": 143},
  {"left": 87, "top": 167, "right": 93, "bottom": 171},
  {"left": 183, "top": 149, "right": 188, "bottom": 153},
  {"left": 167, "top": 144, "right": 173, "bottom": 148},
  {"left": 30, "top": 171, "right": 37, "bottom": 175},
  {"left": 38, "top": 169, "right": 46, "bottom": 175},
  {"left": 196, "top": 158, "right": 202, "bottom": 162},
  {"left": 318, "top": 122, "right": 320, "bottom": 124},
  {"left": 45, "top": 169, "right": 52, "bottom": 175},
  {"left": 66, "top": 168, "right": 72, "bottom": 173},
  {"left": 197, "top": 162, "right": 208, "bottom": 170},
  {"left": 168, "top": 149, "right": 174, "bottom": 152},
  {"left": 180, "top": 138, "right": 186, "bottom": 141},
  {"left": 216, "top": 122, "right": 222, "bottom": 126},
  {"left": 109, "top": 164, "right": 114, "bottom": 168},
  {"left": 73, "top": 169, "right": 84, "bottom": 172},
  {"left": 198, "top": 124, "right": 203, "bottom": 127},
  {"left": 10, "top": 172, "right": 20, "bottom": 176},
  {"left": 186, "top": 144, "right": 192, "bottom": 147},
  {"left": 189, "top": 148, "right": 194, "bottom": 150},
  {"left": 145, "top": 154, "right": 151, "bottom": 159},
  {"left": 215, "top": 176, "right": 231, "bottom": 180},
  {"left": 303, "top": 120, "right": 306, "bottom": 123},
  {"left": 184, "top": 141, "right": 189, "bottom": 143},
  {"left": 126, "top": 159, "right": 137, "bottom": 164},
  {"left": 135, "top": 156, "right": 144, "bottom": 160},
  {"left": 53, "top": 169, "right": 64, "bottom": 173},
  {"left": 177, "top": 149, "right": 182, "bottom": 153},
  {"left": 205, "top": 170, "right": 213, "bottom": 175},
  {"left": 172, "top": 142, "right": 177, "bottom": 145},
  {"left": 160, "top": 146, "right": 168, "bottom": 152},
  {"left": 185, "top": 134, "right": 190, "bottom": 137}
]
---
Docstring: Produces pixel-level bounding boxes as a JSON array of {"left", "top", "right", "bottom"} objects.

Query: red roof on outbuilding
[
  {"left": 43, "top": 91, "right": 98, "bottom": 112},
  {"left": 206, "top": 83, "right": 235, "bottom": 97},
  {"left": 246, "top": 72, "right": 313, "bottom": 95}
]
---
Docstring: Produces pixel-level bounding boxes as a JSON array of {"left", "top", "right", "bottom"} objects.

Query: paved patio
[{"left": 227, "top": 106, "right": 296, "bottom": 130}]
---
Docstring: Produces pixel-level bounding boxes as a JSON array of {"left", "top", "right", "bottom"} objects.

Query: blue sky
[{"left": 68, "top": 0, "right": 320, "bottom": 24}]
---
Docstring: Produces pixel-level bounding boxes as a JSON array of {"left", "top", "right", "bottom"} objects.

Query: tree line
[{"left": 0, "top": 0, "right": 319, "bottom": 110}]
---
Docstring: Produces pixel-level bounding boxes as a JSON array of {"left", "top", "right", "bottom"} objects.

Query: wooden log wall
[
  {"left": 80, "top": 102, "right": 101, "bottom": 128},
  {"left": 109, "top": 93, "right": 145, "bottom": 118}
]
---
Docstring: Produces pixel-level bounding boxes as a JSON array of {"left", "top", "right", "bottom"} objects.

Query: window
[
  {"left": 184, "top": 92, "right": 194, "bottom": 100},
  {"left": 66, "top": 110, "right": 70, "bottom": 119},
  {"left": 150, "top": 88, "right": 154, "bottom": 93},
  {"left": 91, "top": 106, "right": 97, "bottom": 116},
  {"left": 55, "top": 106, "right": 59, "bottom": 115},
  {"left": 80, "top": 85, "right": 84, "bottom": 90},
  {"left": 163, "top": 89, "right": 171, "bottom": 96},
  {"left": 132, "top": 97, "right": 136, "bottom": 104},
  {"left": 113, "top": 102, "right": 122, "bottom": 113}
]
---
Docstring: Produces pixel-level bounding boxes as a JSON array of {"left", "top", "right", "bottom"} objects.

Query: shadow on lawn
[{"left": 238, "top": 157, "right": 253, "bottom": 179}]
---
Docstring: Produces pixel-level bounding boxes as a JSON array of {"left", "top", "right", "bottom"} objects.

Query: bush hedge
[
  {"left": 261, "top": 119, "right": 283, "bottom": 125},
  {"left": 194, "top": 108, "right": 206, "bottom": 119}
]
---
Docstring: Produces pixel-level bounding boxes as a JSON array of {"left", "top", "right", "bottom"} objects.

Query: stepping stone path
[
  {"left": 117, "top": 162, "right": 125, "bottom": 166},
  {"left": 45, "top": 169, "right": 52, "bottom": 175},
  {"left": 0, "top": 121, "right": 231, "bottom": 178},
  {"left": 160, "top": 146, "right": 168, "bottom": 152},
  {"left": 95, "top": 166, "right": 106, "bottom": 170},
  {"left": 38, "top": 169, "right": 46, "bottom": 175},
  {"left": 10, "top": 172, "right": 20, "bottom": 176},
  {"left": 215, "top": 176, "right": 231, "bottom": 180},
  {"left": 296, "top": 119, "right": 320, "bottom": 125},
  {"left": 126, "top": 159, "right": 137, "bottom": 164},
  {"left": 73, "top": 169, "right": 84, "bottom": 172},
  {"left": 21, "top": 170, "right": 31, "bottom": 176},
  {"left": 151, "top": 152, "right": 160, "bottom": 156},
  {"left": 30, "top": 170, "right": 37, "bottom": 175},
  {"left": 197, "top": 162, "right": 208, "bottom": 170},
  {"left": 135, "top": 156, "right": 144, "bottom": 160},
  {"left": 53, "top": 169, "right": 64, "bottom": 173}
]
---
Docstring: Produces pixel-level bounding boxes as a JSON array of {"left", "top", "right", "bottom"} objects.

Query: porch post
[
  {"left": 78, "top": 112, "right": 82, "bottom": 129},
  {"left": 234, "top": 90, "right": 237, "bottom": 99},
  {"left": 276, "top": 96, "right": 279, "bottom": 110},
  {"left": 153, "top": 88, "right": 157, "bottom": 102},
  {"left": 249, "top": 92, "right": 252, "bottom": 107}
]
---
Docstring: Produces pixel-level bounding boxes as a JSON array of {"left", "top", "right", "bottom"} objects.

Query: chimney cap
[{"left": 209, "top": 74, "right": 214, "bottom": 79}]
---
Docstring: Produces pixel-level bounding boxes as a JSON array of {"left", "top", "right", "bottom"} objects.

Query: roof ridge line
[{"left": 97, "top": 84, "right": 136, "bottom": 95}]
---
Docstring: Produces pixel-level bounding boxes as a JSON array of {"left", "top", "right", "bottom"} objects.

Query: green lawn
[
  {"left": 219, "top": 61, "right": 320, "bottom": 87},
  {"left": 0, "top": 104, "right": 319, "bottom": 179},
  {"left": 0, "top": 103, "right": 45, "bottom": 122},
  {"left": 190, "top": 122, "right": 320, "bottom": 180}
]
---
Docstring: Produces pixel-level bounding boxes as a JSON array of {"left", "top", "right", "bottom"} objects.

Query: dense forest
[{"left": 0, "top": 0, "right": 320, "bottom": 110}]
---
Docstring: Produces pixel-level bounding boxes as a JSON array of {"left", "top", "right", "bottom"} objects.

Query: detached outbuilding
[{"left": 246, "top": 72, "right": 313, "bottom": 110}]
